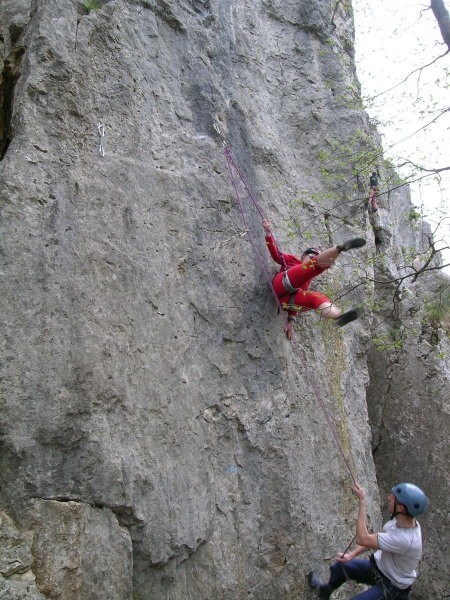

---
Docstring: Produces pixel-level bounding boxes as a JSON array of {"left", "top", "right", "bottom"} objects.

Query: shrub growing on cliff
[
  {"left": 82, "top": 0, "right": 101, "bottom": 12},
  {"left": 423, "top": 285, "right": 450, "bottom": 336}
]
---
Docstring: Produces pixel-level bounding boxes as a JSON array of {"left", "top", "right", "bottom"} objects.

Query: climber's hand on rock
[
  {"left": 285, "top": 321, "right": 294, "bottom": 341},
  {"left": 262, "top": 219, "right": 272, "bottom": 234}
]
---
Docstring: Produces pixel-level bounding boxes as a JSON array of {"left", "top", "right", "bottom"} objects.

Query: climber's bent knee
[{"left": 318, "top": 302, "right": 341, "bottom": 320}]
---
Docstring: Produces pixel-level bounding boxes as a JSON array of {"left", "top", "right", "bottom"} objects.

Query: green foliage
[
  {"left": 315, "top": 129, "right": 382, "bottom": 190},
  {"left": 364, "top": 252, "right": 382, "bottom": 268},
  {"left": 317, "top": 149, "right": 330, "bottom": 163},
  {"left": 361, "top": 297, "right": 387, "bottom": 313},
  {"left": 342, "top": 0, "right": 352, "bottom": 12},
  {"left": 372, "top": 333, "right": 404, "bottom": 352},
  {"left": 285, "top": 223, "right": 313, "bottom": 240},
  {"left": 83, "top": 0, "right": 101, "bottom": 12},
  {"left": 335, "top": 86, "right": 365, "bottom": 110},
  {"left": 320, "top": 281, "right": 340, "bottom": 305},
  {"left": 423, "top": 287, "right": 450, "bottom": 331},
  {"left": 287, "top": 189, "right": 337, "bottom": 211},
  {"left": 407, "top": 209, "right": 421, "bottom": 221},
  {"left": 401, "top": 245, "right": 419, "bottom": 262}
]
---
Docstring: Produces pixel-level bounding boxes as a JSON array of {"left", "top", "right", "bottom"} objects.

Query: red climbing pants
[
  {"left": 369, "top": 187, "right": 379, "bottom": 211},
  {"left": 272, "top": 260, "right": 331, "bottom": 314}
]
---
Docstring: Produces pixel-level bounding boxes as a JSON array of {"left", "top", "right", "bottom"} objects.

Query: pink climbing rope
[
  {"left": 296, "top": 341, "right": 357, "bottom": 484},
  {"left": 224, "top": 145, "right": 283, "bottom": 312},
  {"left": 224, "top": 143, "right": 360, "bottom": 565}
]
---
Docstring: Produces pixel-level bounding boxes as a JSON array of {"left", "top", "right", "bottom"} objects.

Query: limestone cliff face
[
  {"left": 0, "top": 1, "right": 448, "bottom": 599},
  {"left": 366, "top": 190, "right": 450, "bottom": 600}
]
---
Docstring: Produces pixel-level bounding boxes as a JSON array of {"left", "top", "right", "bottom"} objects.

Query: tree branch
[
  {"left": 363, "top": 50, "right": 450, "bottom": 102},
  {"left": 386, "top": 107, "right": 450, "bottom": 150},
  {"left": 335, "top": 262, "right": 450, "bottom": 304},
  {"left": 369, "top": 170, "right": 450, "bottom": 200},
  {"left": 431, "top": 0, "right": 450, "bottom": 51},
  {"left": 394, "top": 159, "right": 450, "bottom": 175}
]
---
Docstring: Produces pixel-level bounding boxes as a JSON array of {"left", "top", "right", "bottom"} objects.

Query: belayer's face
[{"left": 388, "top": 492, "right": 396, "bottom": 514}]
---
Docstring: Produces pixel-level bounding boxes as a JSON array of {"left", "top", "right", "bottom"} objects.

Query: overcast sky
[{"left": 352, "top": 0, "right": 450, "bottom": 269}]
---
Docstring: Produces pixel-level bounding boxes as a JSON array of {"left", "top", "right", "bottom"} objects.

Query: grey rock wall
[
  {"left": 0, "top": 1, "right": 448, "bottom": 599},
  {"left": 366, "top": 187, "right": 450, "bottom": 599}
]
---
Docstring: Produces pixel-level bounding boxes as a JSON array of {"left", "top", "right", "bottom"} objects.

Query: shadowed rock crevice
[
  {"left": 0, "top": 44, "right": 25, "bottom": 160},
  {"left": 139, "top": 0, "right": 186, "bottom": 32}
]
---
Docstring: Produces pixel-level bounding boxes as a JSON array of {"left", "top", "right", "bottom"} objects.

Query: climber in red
[{"left": 263, "top": 219, "right": 366, "bottom": 340}]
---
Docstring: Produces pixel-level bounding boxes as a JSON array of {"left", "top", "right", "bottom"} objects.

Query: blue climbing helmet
[{"left": 391, "top": 483, "right": 428, "bottom": 516}]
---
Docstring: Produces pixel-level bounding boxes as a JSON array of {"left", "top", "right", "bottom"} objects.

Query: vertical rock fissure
[{"left": 0, "top": 45, "right": 25, "bottom": 160}]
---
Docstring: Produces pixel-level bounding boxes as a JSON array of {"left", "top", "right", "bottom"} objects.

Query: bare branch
[
  {"left": 394, "top": 158, "right": 450, "bottom": 175},
  {"left": 412, "top": 236, "right": 438, "bottom": 282},
  {"left": 386, "top": 107, "right": 450, "bottom": 150},
  {"left": 373, "top": 170, "right": 450, "bottom": 200},
  {"left": 363, "top": 49, "right": 450, "bottom": 103},
  {"left": 336, "top": 263, "right": 450, "bottom": 305},
  {"left": 328, "top": 108, "right": 450, "bottom": 201}
]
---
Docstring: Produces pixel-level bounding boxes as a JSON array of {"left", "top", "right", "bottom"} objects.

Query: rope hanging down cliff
[
  {"left": 222, "top": 140, "right": 362, "bottom": 479},
  {"left": 223, "top": 144, "right": 284, "bottom": 313},
  {"left": 294, "top": 340, "right": 357, "bottom": 485}
]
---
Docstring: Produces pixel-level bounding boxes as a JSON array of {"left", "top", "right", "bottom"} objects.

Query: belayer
[
  {"left": 262, "top": 219, "right": 366, "bottom": 340},
  {"left": 308, "top": 481, "right": 427, "bottom": 600}
]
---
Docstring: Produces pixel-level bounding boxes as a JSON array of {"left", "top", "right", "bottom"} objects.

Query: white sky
[{"left": 353, "top": 0, "right": 450, "bottom": 271}]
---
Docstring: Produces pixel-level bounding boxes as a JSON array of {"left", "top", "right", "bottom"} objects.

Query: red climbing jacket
[{"left": 265, "top": 234, "right": 331, "bottom": 315}]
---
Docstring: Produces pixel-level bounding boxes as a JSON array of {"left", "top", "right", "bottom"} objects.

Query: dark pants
[{"left": 327, "top": 558, "right": 411, "bottom": 600}]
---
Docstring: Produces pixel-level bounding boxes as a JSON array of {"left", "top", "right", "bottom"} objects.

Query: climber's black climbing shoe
[
  {"left": 335, "top": 308, "right": 359, "bottom": 327},
  {"left": 307, "top": 571, "right": 331, "bottom": 600},
  {"left": 337, "top": 238, "right": 366, "bottom": 252}
]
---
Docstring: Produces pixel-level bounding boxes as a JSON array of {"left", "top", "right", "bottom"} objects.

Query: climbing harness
[
  {"left": 369, "top": 186, "right": 379, "bottom": 212},
  {"left": 282, "top": 271, "right": 298, "bottom": 294},
  {"left": 369, "top": 554, "right": 412, "bottom": 600}
]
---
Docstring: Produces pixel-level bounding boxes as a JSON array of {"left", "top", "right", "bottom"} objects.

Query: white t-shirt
[{"left": 374, "top": 518, "right": 422, "bottom": 589}]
